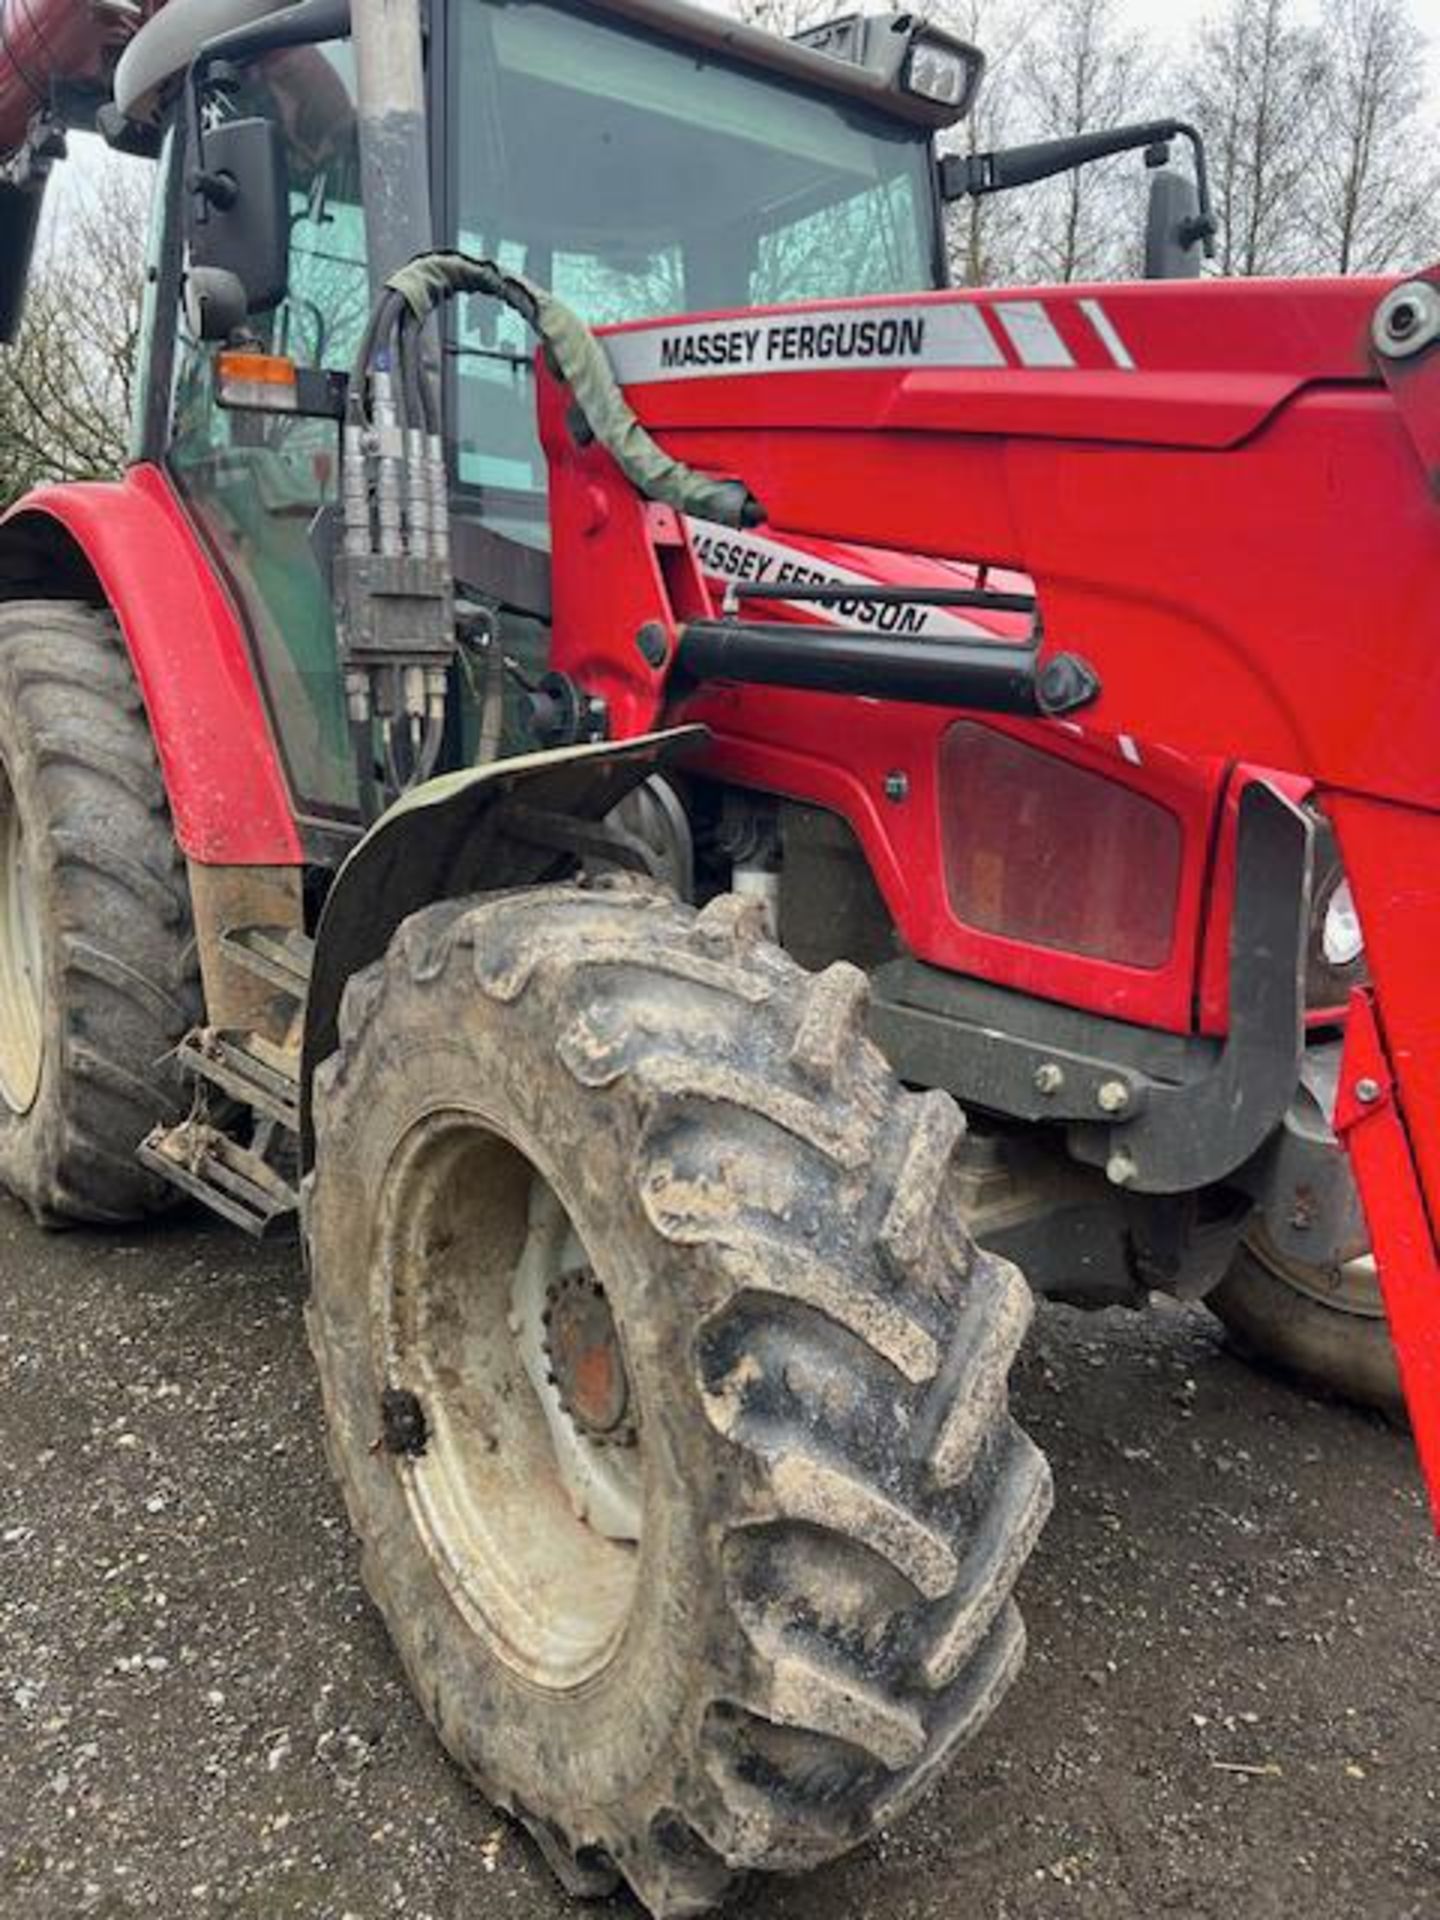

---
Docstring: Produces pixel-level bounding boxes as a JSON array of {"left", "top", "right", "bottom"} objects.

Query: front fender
[{"left": 301, "top": 726, "right": 706, "bottom": 1159}]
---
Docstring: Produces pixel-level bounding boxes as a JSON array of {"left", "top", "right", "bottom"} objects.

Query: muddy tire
[
  {"left": 307, "top": 881, "right": 1051, "bottom": 1916},
  {"left": 0, "top": 600, "right": 199, "bottom": 1224},
  {"left": 1208, "top": 1226, "right": 1403, "bottom": 1420}
]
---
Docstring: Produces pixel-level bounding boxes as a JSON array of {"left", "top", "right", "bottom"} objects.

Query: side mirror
[
  {"left": 0, "top": 182, "right": 45, "bottom": 344},
  {"left": 185, "top": 115, "right": 289, "bottom": 321},
  {"left": 185, "top": 266, "right": 250, "bottom": 343},
  {"left": 1145, "top": 167, "right": 1206, "bottom": 281}
]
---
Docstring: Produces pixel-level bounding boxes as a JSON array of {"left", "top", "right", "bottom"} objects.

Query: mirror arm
[
  {"left": 183, "top": 57, "right": 243, "bottom": 224},
  {"left": 942, "top": 117, "right": 1217, "bottom": 259},
  {"left": 1175, "top": 123, "right": 1218, "bottom": 257},
  {"left": 183, "top": 55, "right": 213, "bottom": 225}
]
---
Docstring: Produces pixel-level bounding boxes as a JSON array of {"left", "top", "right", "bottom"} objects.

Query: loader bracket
[
  {"left": 299, "top": 727, "right": 707, "bottom": 1160},
  {"left": 1069, "top": 781, "right": 1311, "bottom": 1190}
]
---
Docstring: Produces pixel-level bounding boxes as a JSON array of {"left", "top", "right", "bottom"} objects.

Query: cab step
[
  {"left": 139, "top": 919, "right": 312, "bottom": 1232},
  {"left": 176, "top": 1027, "right": 301, "bottom": 1134},
  {"left": 219, "top": 924, "right": 314, "bottom": 1001},
  {"left": 139, "top": 1118, "right": 298, "bottom": 1238}
]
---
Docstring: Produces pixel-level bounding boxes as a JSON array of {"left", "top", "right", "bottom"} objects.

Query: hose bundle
[{"left": 370, "top": 250, "right": 764, "bottom": 529}]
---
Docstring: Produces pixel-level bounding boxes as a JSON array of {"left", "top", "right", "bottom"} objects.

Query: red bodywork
[
  {"left": 0, "top": 466, "right": 301, "bottom": 864},
  {"left": 541, "top": 269, "right": 1440, "bottom": 1510},
  {"left": 687, "top": 522, "right": 1317, "bottom": 1035}
]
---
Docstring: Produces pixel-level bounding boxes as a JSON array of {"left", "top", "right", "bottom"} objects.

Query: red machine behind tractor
[{"left": 0, "top": 0, "right": 1437, "bottom": 1909}]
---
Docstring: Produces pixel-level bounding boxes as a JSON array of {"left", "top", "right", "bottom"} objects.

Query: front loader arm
[{"left": 538, "top": 266, "right": 1440, "bottom": 1507}]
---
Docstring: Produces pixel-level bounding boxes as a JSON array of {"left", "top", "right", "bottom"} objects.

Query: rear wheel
[
  {"left": 1208, "top": 1225, "right": 1402, "bottom": 1419},
  {"left": 0, "top": 600, "right": 200, "bottom": 1223},
  {"left": 308, "top": 881, "right": 1051, "bottom": 1915}
]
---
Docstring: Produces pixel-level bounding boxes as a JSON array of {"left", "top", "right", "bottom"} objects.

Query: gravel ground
[{"left": 1, "top": 1198, "right": 1436, "bottom": 1920}]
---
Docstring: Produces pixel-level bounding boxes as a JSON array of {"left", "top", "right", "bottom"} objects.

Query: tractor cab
[
  {"left": 121, "top": 0, "right": 975, "bottom": 836},
  {"left": 107, "top": 0, "right": 1208, "bottom": 840},
  {"left": 161, "top": 0, "right": 967, "bottom": 526}
]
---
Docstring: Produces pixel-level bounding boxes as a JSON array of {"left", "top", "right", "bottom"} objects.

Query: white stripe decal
[
  {"left": 1079, "top": 297, "right": 1136, "bottom": 370},
  {"left": 683, "top": 519, "right": 994, "bottom": 641},
  {"left": 994, "top": 300, "right": 1075, "bottom": 368},
  {"left": 605, "top": 302, "right": 1005, "bottom": 384}
]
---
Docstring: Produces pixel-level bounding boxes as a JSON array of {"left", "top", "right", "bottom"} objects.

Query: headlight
[
  {"left": 1321, "top": 877, "right": 1363, "bottom": 970},
  {"left": 905, "top": 37, "right": 976, "bottom": 108},
  {"left": 1306, "top": 823, "right": 1367, "bottom": 1011},
  {"left": 792, "top": 14, "right": 985, "bottom": 127}
]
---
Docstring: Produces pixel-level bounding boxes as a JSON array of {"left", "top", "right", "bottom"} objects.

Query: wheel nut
[
  {"left": 1033, "top": 1062, "right": 1064, "bottom": 1095},
  {"left": 1096, "top": 1078, "right": 1130, "bottom": 1114},
  {"left": 1106, "top": 1148, "right": 1137, "bottom": 1187}
]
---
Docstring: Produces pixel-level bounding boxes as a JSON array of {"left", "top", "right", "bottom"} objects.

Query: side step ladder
[
  {"left": 139, "top": 924, "right": 313, "bottom": 1237},
  {"left": 141, "top": 1117, "right": 299, "bottom": 1236}
]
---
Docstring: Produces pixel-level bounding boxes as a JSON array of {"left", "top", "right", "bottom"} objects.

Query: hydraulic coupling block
[{"left": 334, "top": 369, "right": 455, "bottom": 733}]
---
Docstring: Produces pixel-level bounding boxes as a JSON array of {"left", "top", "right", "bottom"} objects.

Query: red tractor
[{"left": 2, "top": 0, "right": 1437, "bottom": 1911}]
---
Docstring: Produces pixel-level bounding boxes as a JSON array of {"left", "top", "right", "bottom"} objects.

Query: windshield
[{"left": 446, "top": 0, "right": 938, "bottom": 536}]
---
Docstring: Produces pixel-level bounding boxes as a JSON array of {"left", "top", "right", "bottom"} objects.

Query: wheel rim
[
  {"left": 0, "top": 770, "right": 44, "bottom": 1114},
  {"left": 378, "top": 1111, "right": 643, "bottom": 1691},
  {"left": 1246, "top": 1224, "right": 1385, "bottom": 1319}
]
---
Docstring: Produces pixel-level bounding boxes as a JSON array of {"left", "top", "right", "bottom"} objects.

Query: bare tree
[
  {"left": 1303, "top": 0, "right": 1439, "bottom": 274},
  {"left": 1185, "top": 0, "right": 1327, "bottom": 276},
  {"left": 1011, "top": 0, "right": 1154, "bottom": 282},
  {"left": 0, "top": 157, "right": 151, "bottom": 505},
  {"left": 937, "top": 0, "right": 1031, "bottom": 287}
]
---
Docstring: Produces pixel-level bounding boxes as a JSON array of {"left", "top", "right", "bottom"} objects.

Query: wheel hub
[
  {"left": 543, "top": 1271, "right": 636, "bottom": 1445},
  {"left": 509, "top": 1177, "right": 643, "bottom": 1544},
  {"left": 380, "top": 1120, "right": 643, "bottom": 1688}
]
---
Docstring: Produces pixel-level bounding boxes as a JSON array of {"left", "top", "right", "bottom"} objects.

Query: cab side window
[{"left": 168, "top": 43, "right": 367, "bottom": 823}]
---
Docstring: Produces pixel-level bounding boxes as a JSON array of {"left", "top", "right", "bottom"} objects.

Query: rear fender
[
  {"left": 0, "top": 466, "right": 301, "bottom": 865},
  {"left": 300, "top": 726, "right": 706, "bottom": 1160}
]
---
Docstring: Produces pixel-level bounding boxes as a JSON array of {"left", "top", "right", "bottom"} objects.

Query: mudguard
[
  {"left": 0, "top": 465, "right": 301, "bottom": 865},
  {"left": 300, "top": 726, "right": 706, "bottom": 1158}
]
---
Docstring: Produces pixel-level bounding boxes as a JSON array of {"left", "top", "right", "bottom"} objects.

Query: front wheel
[
  {"left": 307, "top": 881, "right": 1051, "bottom": 1915},
  {"left": 1208, "top": 1225, "right": 1403, "bottom": 1420}
]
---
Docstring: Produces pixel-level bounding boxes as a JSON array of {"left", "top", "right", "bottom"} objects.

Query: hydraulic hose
[{"left": 382, "top": 250, "right": 765, "bottom": 530}]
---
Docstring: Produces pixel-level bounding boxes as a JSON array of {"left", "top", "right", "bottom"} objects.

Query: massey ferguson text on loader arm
[{"left": 534, "top": 271, "right": 1440, "bottom": 1509}]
